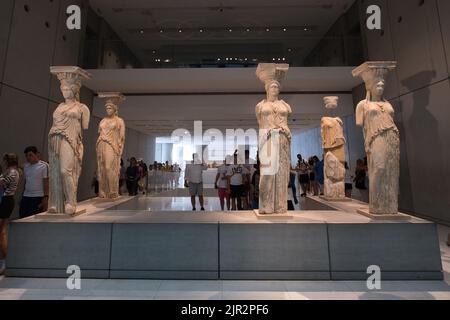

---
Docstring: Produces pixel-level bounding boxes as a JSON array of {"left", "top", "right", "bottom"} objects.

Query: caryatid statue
[
  {"left": 352, "top": 61, "right": 400, "bottom": 215},
  {"left": 255, "top": 63, "right": 292, "bottom": 214},
  {"left": 96, "top": 92, "right": 126, "bottom": 199},
  {"left": 48, "top": 66, "right": 91, "bottom": 214},
  {"left": 321, "top": 96, "right": 347, "bottom": 200}
]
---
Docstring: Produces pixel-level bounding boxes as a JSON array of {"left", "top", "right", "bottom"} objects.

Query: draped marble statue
[
  {"left": 255, "top": 63, "right": 292, "bottom": 214},
  {"left": 96, "top": 92, "right": 126, "bottom": 199},
  {"left": 321, "top": 96, "right": 347, "bottom": 200},
  {"left": 48, "top": 66, "right": 91, "bottom": 214},
  {"left": 352, "top": 61, "right": 400, "bottom": 215}
]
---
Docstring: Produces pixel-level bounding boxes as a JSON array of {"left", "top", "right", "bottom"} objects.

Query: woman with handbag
[{"left": 0, "top": 153, "right": 21, "bottom": 275}]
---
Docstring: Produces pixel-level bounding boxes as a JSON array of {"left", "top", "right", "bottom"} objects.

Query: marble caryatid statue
[
  {"left": 321, "top": 96, "right": 347, "bottom": 200},
  {"left": 255, "top": 63, "right": 292, "bottom": 214},
  {"left": 48, "top": 66, "right": 91, "bottom": 214},
  {"left": 96, "top": 92, "right": 126, "bottom": 199},
  {"left": 352, "top": 61, "right": 399, "bottom": 215}
]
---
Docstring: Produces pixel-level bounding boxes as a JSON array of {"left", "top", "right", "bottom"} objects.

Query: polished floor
[{"left": 1, "top": 189, "right": 449, "bottom": 300}]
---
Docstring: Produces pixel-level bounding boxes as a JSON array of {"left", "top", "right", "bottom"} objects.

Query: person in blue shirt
[{"left": 314, "top": 155, "right": 324, "bottom": 195}]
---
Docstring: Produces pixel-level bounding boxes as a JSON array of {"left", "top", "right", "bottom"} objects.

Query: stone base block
[{"left": 356, "top": 208, "right": 411, "bottom": 221}]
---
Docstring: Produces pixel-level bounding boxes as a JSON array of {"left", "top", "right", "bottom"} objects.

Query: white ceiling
[
  {"left": 87, "top": 67, "right": 362, "bottom": 136},
  {"left": 88, "top": 0, "right": 356, "bottom": 66}
]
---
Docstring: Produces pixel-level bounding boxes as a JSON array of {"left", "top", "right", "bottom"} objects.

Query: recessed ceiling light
[
  {"left": 304, "top": 27, "right": 309, "bottom": 31},
  {"left": 199, "top": 28, "right": 204, "bottom": 32},
  {"left": 178, "top": 29, "right": 182, "bottom": 33},
  {"left": 164, "top": 59, "right": 171, "bottom": 63},
  {"left": 228, "top": 28, "right": 232, "bottom": 32},
  {"left": 283, "top": 28, "right": 287, "bottom": 32},
  {"left": 139, "top": 29, "right": 144, "bottom": 34},
  {"left": 159, "top": 29, "right": 163, "bottom": 33},
  {"left": 266, "top": 28, "right": 270, "bottom": 32},
  {"left": 246, "top": 28, "right": 250, "bottom": 32},
  {"left": 288, "top": 48, "right": 292, "bottom": 52},
  {"left": 152, "top": 50, "right": 156, "bottom": 54}
]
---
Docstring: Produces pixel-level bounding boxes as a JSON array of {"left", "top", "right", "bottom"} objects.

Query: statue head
[
  {"left": 352, "top": 61, "right": 396, "bottom": 102},
  {"left": 98, "top": 92, "right": 125, "bottom": 118},
  {"left": 60, "top": 82, "right": 80, "bottom": 101},
  {"left": 105, "top": 103, "right": 118, "bottom": 117},
  {"left": 256, "top": 63, "right": 289, "bottom": 100},
  {"left": 370, "top": 77, "right": 386, "bottom": 98},
  {"left": 265, "top": 80, "right": 281, "bottom": 99},
  {"left": 50, "top": 66, "right": 91, "bottom": 102}
]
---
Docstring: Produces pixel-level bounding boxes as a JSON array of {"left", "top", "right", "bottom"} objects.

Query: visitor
[
  {"left": 185, "top": 153, "right": 207, "bottom": 211},
  {"left": 119, "top": 159, "right": 126, "bottom": 195},
  {"left": 250, "top": 161, "right": 260, "bottom": 209},
  {"left": 155, "top": 163, "right": 163, "bottom": 192},
  {"left": 354, "top": 159, "right": 368, "bottom": 203},
  {"left": 126, "top": 157, "right": 140, "bottom": 196},
  {"left": 243, "top": 150, "right": 254, "bottom": 210},
  {"left": 314, "top": 155, "right": 324, "bottom": 195},
  {"left": 344, "top": 161, "right": 353, "bottom": 198},
  {"left": 0, "top": 163, "right": 3, "bottom": 205},
  {"left": 309, "top": 157, "right": 319, "bottom": 196},
  {"left": 138, "top": 159, "right": 148, "bottom": 195},
  {"left": 147, "top": 164, "right": 154, "bottom": 192},
  {"left": 0, "top": 153, "right": 21, "bottom": 275},
  {"left": 226, "top": 153, "right": 249, "bottom": 211},
  {"left": 19, "top": 146, "right": 49, "bottom": 218},
  {"left": 289, "top": 165, "right": 299, "bottom": 205},
  {"left": 215, "top": 155, "right": 231, "bottom": 211},
  {"left": 296, "top": 154, "right": 309, "bottom": 197},
  {"left": 91, "top": 172, "right": 99, "bottom": 196}
]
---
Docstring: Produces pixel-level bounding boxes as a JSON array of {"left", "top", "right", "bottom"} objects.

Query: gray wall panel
[
  {"left": 3, "top": 0, "right": 59, "bottom": 97},
  {"left": 220, "top": 224, "right": 330, "bottom": 272},
  {"left": 0, "top": 0, "right": 14, "bottom": 83},
  {"left": 110, "top": 223, "right": 218, "bottom": 271},
  {"left": 398, "top": 80, "right": 450, "bottom": 221},
  {"left": 388, "top": 0, "right": 448, "bottom": 94},
  {"left": 7, "top": 222, "right": 112, "bottom": 270}
]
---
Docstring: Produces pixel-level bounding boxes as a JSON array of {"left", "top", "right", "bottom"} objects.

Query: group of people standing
[
  {"left": 101, "top": 158, "right": 182, "bottom": 197},
  {"left": 294, "top": 154, "right": 324, "bottom": 198},
  {"left": 0, "top": 147, "right": 50, "bottom": 274},
  {"left": 214, "top": 151, "right": 258, "bottom": 211},
  {"left": 184, "top": 151, "right": 259, "bottom": 212}
]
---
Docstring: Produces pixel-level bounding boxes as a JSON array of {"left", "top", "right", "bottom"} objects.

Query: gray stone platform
[{"left": 5, "top": 197, "right": 443, "bottom": 280}]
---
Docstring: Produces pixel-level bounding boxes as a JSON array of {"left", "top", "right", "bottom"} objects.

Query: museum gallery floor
[{"left": 6, "top": 194, "right": 443, "bottom": 281}]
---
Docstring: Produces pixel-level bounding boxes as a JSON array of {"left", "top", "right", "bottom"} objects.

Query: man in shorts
[
  {"left": 215, "top": 155, "right": 232, "bottom": 211},
  {"left": 184, "top": 153, "right": 207, "bottom": 211},
  {"left": 226, "top": 153, "right": 249, "bottom": 211}
]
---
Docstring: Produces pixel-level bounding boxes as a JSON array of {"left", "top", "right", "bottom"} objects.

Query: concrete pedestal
[
  {"left": 356, "top": 208, "right": 412, "bottom": 221},
  {"left": 36, "top": 209, "right": 86, "bottom": 219},
  {"left": 5, "top": 197, "right": 443, "bottom": 280}
]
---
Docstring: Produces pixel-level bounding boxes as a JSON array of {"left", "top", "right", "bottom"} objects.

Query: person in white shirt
[
  {"left": 19, "top": 146, "right": 49, "bottom": 218},
  {"left": 184, "top": 153, "right": 207, "bottom": 211},
  {"left": 226, "top": 153, "right": 250, "bottom": 210},
  {"left": 215, "top": 155, "right": 232, "bottom": 211}
]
